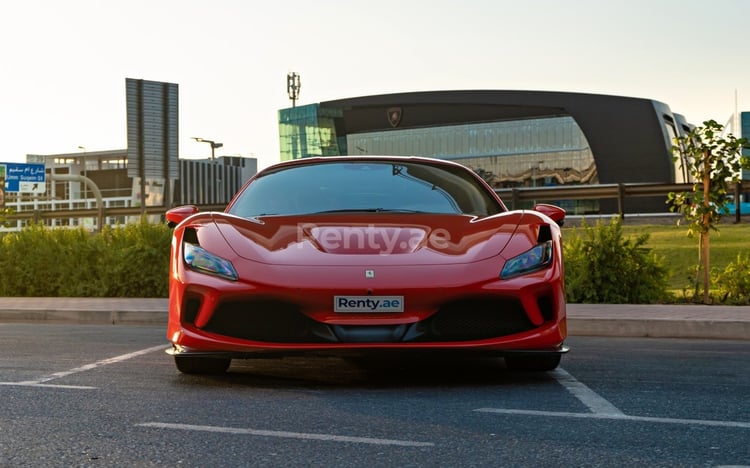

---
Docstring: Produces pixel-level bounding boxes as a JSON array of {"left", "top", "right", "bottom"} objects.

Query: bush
[
  {"left": 97, "top": 221, "right": 172, "bottom": 297},
  {"left": 564, "top": 218, "right": 671, "bottom": 303},
  {"left": 712, "top": 253, "right": 750, "bottom": 305},
  {"left": 0, "top": 220, "right": 171, "bottom": 297}
]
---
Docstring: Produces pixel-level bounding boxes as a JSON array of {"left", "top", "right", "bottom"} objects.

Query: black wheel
[
  {"left": 174, "top": 356, "right": 231, "bottom": 374},
  {"left": 504, "top": 353, "right": 561, "bottom": 371}
]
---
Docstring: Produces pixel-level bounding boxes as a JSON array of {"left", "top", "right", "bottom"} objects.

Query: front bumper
[{"left": 168, "top": 252, "right": 567, "bottom": 355}]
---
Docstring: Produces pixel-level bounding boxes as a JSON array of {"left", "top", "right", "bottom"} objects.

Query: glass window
[
  {"left": 346, "top": 116, "right": 597, "bottom": 192},
  {"left": 278, "top": 104, "right": 343, "bottom": 161},
  {"left": 228, "top": 160, "right": 503, "bottom": 218}
]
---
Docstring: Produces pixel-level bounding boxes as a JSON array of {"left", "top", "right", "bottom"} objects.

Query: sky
[{"left": 1, "top": 0, "right": 748, "bottom": 171}]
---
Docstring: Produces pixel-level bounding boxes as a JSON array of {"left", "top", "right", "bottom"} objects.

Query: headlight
[
  {"left": 183, "top": 243, "right": 238, "bottom": 281},
  {"left": 500, "top": 240, "right": 553, "bottom": 279}
]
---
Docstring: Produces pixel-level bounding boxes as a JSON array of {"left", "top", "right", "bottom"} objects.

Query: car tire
[
  {"left": 174, "top": 356, "right": 231, "bottom": 374},
  {"left": 504, "top": 354, "right": 561, "bottom": 371}
]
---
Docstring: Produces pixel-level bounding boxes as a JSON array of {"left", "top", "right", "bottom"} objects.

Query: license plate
[{"left": 334, "top": 295, "right": 404, "bottom": 313}]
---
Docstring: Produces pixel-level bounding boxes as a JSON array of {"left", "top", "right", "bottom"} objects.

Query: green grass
[{"left": 563, "top": 222, "right": 750, "bottom": 295}]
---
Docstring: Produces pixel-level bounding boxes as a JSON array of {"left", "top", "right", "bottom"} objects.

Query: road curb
[
  {"left": 0, "top": 309, "right": 167, "bottom": 326},
  {"left": 1, "top": 299, "right": 749, "bottom": 340},
  {"left": 567, "top": 318, "right": 750, "bottom": 341}
]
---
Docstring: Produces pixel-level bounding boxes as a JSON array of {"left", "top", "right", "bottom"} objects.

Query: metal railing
[
  {"left": 2, "top": 181, "right": 749, "bottom": 231},
  {"left": 495, "top": 181, "right": 750, "bottom": 221}
]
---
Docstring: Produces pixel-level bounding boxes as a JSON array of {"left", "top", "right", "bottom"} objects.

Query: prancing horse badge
[{"left": 387, "top": 107, "right": 402, "bottom": 128}]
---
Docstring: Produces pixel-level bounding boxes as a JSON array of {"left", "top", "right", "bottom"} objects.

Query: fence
[
  {"left": 2, "top": 181, "right": 749, "bottom": 231},
  {"left": 495, "top": 181, "right": 750, "bottom": 222}
]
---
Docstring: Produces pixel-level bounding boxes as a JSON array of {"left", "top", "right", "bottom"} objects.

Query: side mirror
[
  {"left": 166, "top": 205, "right": 199, "bottom": 228},
  {"left": 534, "top": 203, "right": 566, "bottom": 227}
]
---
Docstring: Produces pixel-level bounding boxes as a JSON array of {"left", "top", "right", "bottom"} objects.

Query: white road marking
[
  {"left": 477, "top": 367, "right": 750, "bottom": 430},
  {"left": 549, "top": 368, "right": 625, "bottom": 416},
  {"left": 0, "top": 382, "right": 97, "bottom": 389},
  {"left": 137, "top": 422, "right": 435, "bottom": 447},
  {"left": 2, "top": 344, "right": 166, "bottom": 388},
  {"left": 474, "top": 408, "right": 750, "bottom": 429}
]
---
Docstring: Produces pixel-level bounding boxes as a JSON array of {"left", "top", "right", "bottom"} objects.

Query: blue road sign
[{"left": 1, "top": 162, "right": 46, "bottom": 193}]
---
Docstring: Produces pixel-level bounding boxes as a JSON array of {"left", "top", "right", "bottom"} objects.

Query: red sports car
[{"left": 165, "top": 156, "right": 568, "bottom": 374}]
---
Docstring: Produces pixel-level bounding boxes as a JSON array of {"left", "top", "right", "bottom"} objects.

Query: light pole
[
  {"left": 191, "top": 137, "right": 223, "bottom": 160},
  {"left": 192, "top": 137, "right": 224, "bottom": 203},
  {"left": 78, "top": 145, "right": 87, "bottom": 207}
]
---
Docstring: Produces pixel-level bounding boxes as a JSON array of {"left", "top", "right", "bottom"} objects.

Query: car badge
[
  {"left": 387, "top": 107, "right": 402, "bottom": 128},
  {"left": 365, "top": 269, "right": 375, "bottom": 279}
]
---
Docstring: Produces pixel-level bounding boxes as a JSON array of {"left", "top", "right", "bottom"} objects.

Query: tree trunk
[
  {"left": 702, "top": 152, "right": 711, "bottom": 304},
  {"left": 701, "top": 231, "right": 710, "bottom": 304}
]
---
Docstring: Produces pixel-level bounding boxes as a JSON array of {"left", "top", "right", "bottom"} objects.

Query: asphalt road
[{"left": 1, "top": 323, "right": 749, "bottom": 467}]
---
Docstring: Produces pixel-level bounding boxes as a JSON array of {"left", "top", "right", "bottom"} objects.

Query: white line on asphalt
[
  {"left": 476, "top": 367, "right": 750, "bottom": 430},
  {"left": 474, "top": 408, "right": 750, "bottom": 429},
  {"left": 10, "top": 344, "right": 167, "bottom": 386},
  {"left": 0, "top": 382, "right": 97, "bottom": 390},
  {"left": 549, "top": 367, "right": 625, "bottom": 416},
  {"left": 137, "top": 422, "right": 435, "bottom": 447}
]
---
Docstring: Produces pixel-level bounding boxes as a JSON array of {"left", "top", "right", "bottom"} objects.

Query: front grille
[
  {"left": 197, "top": 297, "right": 538, "bottom": 344},
  {"left": 414, "top": 298, "right": 535, "bottom": 341},
  {"left": 202, "top": 300, "right": 331, "bottom": 343}
]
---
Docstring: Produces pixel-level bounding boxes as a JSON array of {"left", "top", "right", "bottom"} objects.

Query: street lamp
[
  {"left": 78, "top": 145, "right": 87, "bottom": 205},
  {"left": 191, "top": 137, "right": 223, "bottom": 160},
  {"left": 192, "top": 137, "right": 224, "bottom": 203}
]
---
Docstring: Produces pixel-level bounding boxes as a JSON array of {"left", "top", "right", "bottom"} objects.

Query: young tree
[{"left": 667, "top": 119, "right": 749, "bottom": 304}]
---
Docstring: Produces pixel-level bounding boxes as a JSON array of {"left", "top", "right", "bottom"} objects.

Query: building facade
[
  {"left": 743, "top": 112, "right": 750, "bottom": 181},
  {"left": 1, "top": 77, "right": 257, "bottom": 231},
  {"left": 279, "top": 90, "right": 696, "bottom": 213},
  {"left": 1, "top": 150, "right": 256, "bottom": 231}
]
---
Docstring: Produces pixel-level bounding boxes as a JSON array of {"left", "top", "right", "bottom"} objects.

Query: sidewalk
[
  {"left": 568, "top": 303, "right": 750, "bottom": 340},
  {"left": 0, "top": 297, "right": 749, "bottom": 340}
]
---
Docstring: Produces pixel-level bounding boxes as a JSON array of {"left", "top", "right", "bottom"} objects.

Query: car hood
[{"left": 213, "top": 212, "right": 541, "bottom": 266}]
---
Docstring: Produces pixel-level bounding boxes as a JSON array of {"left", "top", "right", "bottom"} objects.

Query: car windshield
[{"left": 227, "top": 160, "right": 504, "bottom": 218}]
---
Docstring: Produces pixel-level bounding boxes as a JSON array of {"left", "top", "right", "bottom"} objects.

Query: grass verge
[{"left": 563, "top": 221, "right": 750, "bottom": 297}]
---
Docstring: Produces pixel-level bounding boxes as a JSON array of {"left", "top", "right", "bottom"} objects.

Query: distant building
[
  {"left": 2, "top": 150, "right": 256, "bottom": 231},
  {"left": 741, "top": 112, "right": 750, "bottom": 181},
  {"left": 279, "top": 90, "right": 697, "bottom": 213},
  {"left": 1, "top": 77, "right": 257, "bottom": 231}
]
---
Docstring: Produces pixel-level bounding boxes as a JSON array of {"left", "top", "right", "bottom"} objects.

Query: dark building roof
[{"left": 321, "top": 90, "right": 679, "bottom": 186}]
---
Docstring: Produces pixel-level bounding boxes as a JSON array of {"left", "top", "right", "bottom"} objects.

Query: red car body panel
[{"left": 166, "top": 156, "right": 567, "bottom": 366}]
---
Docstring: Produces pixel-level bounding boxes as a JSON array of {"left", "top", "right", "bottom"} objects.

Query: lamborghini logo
[{"left": 387, "top": 107, "right": 402, "bottom": 128}]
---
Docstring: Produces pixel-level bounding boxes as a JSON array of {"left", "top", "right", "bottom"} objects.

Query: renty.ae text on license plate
[{"left": 334, "top": 296, "right": 404, "bottom": 313}]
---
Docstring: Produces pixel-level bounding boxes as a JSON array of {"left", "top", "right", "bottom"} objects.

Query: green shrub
[
  {"left": 0, "top": 220, "right": 171, "bottom": 297},
  {"left": 97, "top": 221, "right": 171, "bottom": 297},
  {"left": 564, "top": 218, "right": 671, "bottom": 304},
  {"left": 712, "top": 253, "right": 750, "bottom": 305}
]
